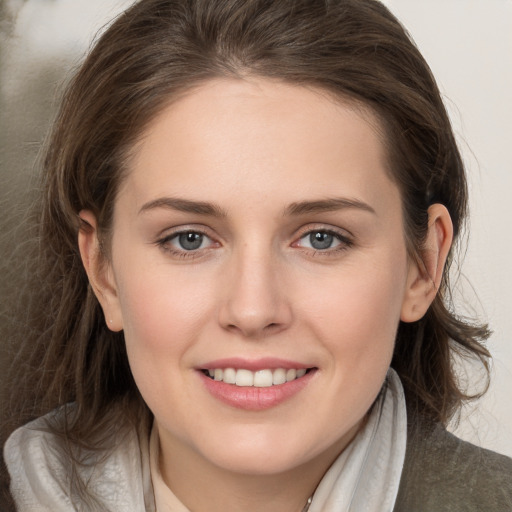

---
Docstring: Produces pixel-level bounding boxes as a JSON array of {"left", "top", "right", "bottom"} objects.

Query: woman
[{"left": 2, "top": 0, "right": 512, "bottom": 510}]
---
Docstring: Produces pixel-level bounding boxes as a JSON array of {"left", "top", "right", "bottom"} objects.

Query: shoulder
[
  {"left": 3, "top": 406, "right": 154, "bottom": 511},
  {"left": 4, "top": 410, "right": 74, "bottom": 511},
  {"left": 394, "top": 418, "right": 512, "bottom": 512}
]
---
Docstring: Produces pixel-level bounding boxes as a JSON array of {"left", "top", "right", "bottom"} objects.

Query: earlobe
[
  {"left": 400, "top": 204, "right": 453, "bottom": 323},
  {"left": 78, "top": 210, "right": 123, "bottom": 331}
]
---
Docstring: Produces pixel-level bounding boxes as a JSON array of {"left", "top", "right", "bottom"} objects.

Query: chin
[
  {"left": 209, "top": 449, "right": 309, "bottom": 476},
  {"left": 194, "top": 427, "right": 337, "bottom": 477}
]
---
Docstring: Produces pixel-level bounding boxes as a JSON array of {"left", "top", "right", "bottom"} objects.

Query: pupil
[
  {"left": 310, "top": 232, "right": 333, "bottom": 250},
  {"left": 179, "top": 232, "right": 203, "bottom": 250}
]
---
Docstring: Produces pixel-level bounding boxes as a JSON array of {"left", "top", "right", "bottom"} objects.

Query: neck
[{"left": 156, "top": 422, "right": 361, "bottom": 512}]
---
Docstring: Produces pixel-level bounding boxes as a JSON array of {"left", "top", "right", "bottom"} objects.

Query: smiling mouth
[{"left": 201, "top": 367, "right": 314, "bottom": 387}]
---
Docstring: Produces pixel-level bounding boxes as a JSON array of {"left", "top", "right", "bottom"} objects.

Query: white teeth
[
  {"left": 235, "top": 369, "right": 254, "bottom": 387},
  {"left": 254, "top": 369, "right": 273, "bottom": 387},
  {"left": 286, "top": 369, "right": 297, "bottom": 382},
  {"left": 223, "top": 368, "right": 236, "bottom": 384},
  {"left": 206, "top": 367, "right": 310, "bottom": 387},
  {"left": 272, "top": 368, "right": 286, "bottom": 385}
]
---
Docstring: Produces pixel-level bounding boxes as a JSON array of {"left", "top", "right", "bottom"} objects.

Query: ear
[
  {"left": 78, "top": 210, "right": 123, "bottom": 331},
  {"left": 400, "top": 204, "right": 453, "bottom": 323}
]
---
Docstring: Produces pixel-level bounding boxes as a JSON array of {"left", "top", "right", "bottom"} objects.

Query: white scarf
[
  {"left": 308, "top": 368, "right": 407, "bottom": 511},
  {"left": 150, "top": 368, "right": 407, "bottom": 512}
]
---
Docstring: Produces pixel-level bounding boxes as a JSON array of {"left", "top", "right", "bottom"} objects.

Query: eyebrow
[
  {"left": 139, "top": 197, "right": 227, "bottom": 217},
  {"left": 284, "top": 197, "right": 376, "bottom": 216},
  {"left": 139, "top": 196, "right": 375, "bottom": 218}
]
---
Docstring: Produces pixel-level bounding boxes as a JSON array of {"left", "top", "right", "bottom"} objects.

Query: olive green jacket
[{"left": 394, "top": 420, "right": 512, "bottom": 511}]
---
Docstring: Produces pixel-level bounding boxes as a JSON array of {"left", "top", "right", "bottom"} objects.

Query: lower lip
[{"left": 199, "top": 370, "right": 316, "bottom": 410}]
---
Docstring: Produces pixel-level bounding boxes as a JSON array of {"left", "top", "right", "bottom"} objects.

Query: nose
[{"left": 217, "top": 244, "right": 292, "bottom": 339}]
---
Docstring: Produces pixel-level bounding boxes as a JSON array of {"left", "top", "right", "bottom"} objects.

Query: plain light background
[
  {"left": 382, "top": 0, "right": 512, "bottom": 457},
  {"left": 1, "top": 0, "right": 510, "bottom": 456}
]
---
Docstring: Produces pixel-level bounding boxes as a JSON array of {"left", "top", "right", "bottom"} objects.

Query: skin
[{"left": 79, "top": 78, "right": 453, "bottom": 512}]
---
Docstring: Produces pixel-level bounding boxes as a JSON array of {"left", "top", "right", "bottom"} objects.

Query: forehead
[{"left": 120, "top": 77, "right": 398, "bottom": 216}]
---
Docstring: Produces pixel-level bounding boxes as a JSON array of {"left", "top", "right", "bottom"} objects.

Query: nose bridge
[{"left": 219, "top": 240, "right": 290, "bottom": 338}]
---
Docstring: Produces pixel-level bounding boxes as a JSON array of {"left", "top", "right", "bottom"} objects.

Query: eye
[
  {"left": 174, "top": 232, "right": 209, "bottom": 251},
  {"left": 302, "top": 231, "right": 338, "bottom": 250},
  {"left": 294, "top": 229, "right": 351, "bottom": 252},
  {"left": 157, "top": 229, "right": 217, "bottom": 254}
]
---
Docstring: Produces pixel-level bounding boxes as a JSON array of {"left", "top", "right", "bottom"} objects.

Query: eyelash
[
  {"left": 155, "top": 226, "right": 353, "bottom": 259},
  {"left": 293, "top": 228, "right": 353, "bottom": 256},
  {"left": 156, "top": 228, "right": 217, "bottom": 259}
]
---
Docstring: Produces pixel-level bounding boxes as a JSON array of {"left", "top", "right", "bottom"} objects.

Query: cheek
[
  {"left": 113, "top": 259, "right": 214, "bottom": 360},
  {"left": 300, "top": 257, "right": 408, "bottom": 423},
  {"left": 301, "top": 254, "right": 408, "bottom": 362},
  {"left": 112, "top": 268, "right": 208, "bottom": 412}
]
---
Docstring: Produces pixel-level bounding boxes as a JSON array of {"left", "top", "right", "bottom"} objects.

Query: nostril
[{"left": 262, "top": 322, "right": 283, "bottom": 333}]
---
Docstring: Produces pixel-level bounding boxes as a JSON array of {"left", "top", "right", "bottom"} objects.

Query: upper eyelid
[
  {"left": 156, "top": 224, "right": 217, "bottom": 241},
  {"left": 294, "top": 223, "right": 354, "bottom": 240}
]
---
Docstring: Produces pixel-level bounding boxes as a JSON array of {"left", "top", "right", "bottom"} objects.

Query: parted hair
[{"left": 2, "top": 0, "right": 490, "bottom": 491}]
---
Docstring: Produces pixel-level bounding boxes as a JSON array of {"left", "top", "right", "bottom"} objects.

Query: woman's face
[{"left": 93, "top": 78, "right": 423, "bottom": 476}]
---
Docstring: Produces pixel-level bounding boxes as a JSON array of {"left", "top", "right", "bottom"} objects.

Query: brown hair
[{"left": 2, "top": 0, "right": 490, "bottom": 499}]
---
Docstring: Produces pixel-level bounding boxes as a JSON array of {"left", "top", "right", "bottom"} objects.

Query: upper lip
[{"left": 197, "top": 357, "right": 313, "bottom": 372}]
